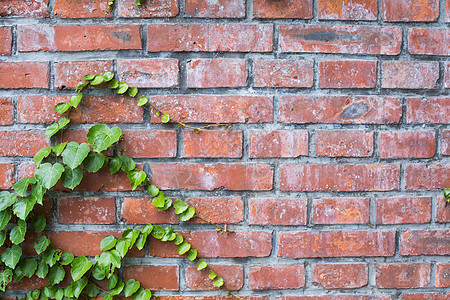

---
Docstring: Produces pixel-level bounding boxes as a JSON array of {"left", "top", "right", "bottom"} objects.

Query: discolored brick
[
  {"left": 249, "top": 265, "right": 305, "bottom": 290},
  {"left": 124, "top": 266, "right": 179, "bottom": 290},
  {"left": 380, "top": 131, "right": 436, "bottom": 158},
  {"left": 377, "top": 263, "right": 431, "bottom": 288},
  {"left": 117, "top": 59, "right": 179, "bottom": 88},
  {"left": 409, "top": 28, "right": 450, "bottom": 56},
  {"left": 54, "top": 60, "right": 113, "bottom": 89},
  {"left": 249, "top": 130, "right": 308, "bottom": 158},
  {"left": 187, "top": 59, "right": 247, "bottom": 88},
  {"left": 316, "top": 130, "right": 374, "bottom": 157},
  {"left": 253, "top": 0, "right": 312, "bottom": 18},
  {"left": 318, "top": 0, "right": 377, "bottom": 20},
  {"left": 185, "top": 0, "right": 245, "bottom": 17},
  {"left": 54, "top": 0, "right": 111, "bottom": 18},
  {"left": 249, "top": 198, "right": 307, "bottom": 225},
  {"left": 0, "top": 27, "right": 12, "bottom": 55},
  {"left": 58, "top": 197, "right": 116, "bottom": 224},
  {"left": 312, "top": 263, "right": 368, "bottom": 289},
  {"left": 376, "top": 197, "right": 431, "bottom": 224},
  {"left": 0, "top": 62, "right": 48, "bottom": 89},
  {"left": 120, "top": 130, "right": 177, "bottom": 158},
  {"left": 437, "top": 197, "right": 450, "bottom": 223},
  {"left": 313, "top": 198, "right": 370, "bottom": 224},
  {"left": 0, "top": 0, "right": 49, "bottom": 17},
  {"left": 407, "top": 97, "right": 450, "bottom": 124},
  {"left": 185, "top": 197, "right": 244, "bottom": 224},
  {"left": 186, "top": 265, "right": 243, "bottom": 290},
  {"left": 182, "top": 130, "right": 243, "bottom": 158},
  {"left": 405, "top": 164, "right": 450, "bottom": 190},
  {"left": 383, "top": 0, "right": 439, "bottom": 21},
  {"left": 0, "top": 131, "right": 49, "bottom": 157},
  {"left": 0, "top": 164, "right": 14, "bottom": 189},
  {"left": 436, "top": 264, "right": 450, "bottom": 287},
  {"left": 319, "top": 60, "right": 376, "bottom": 88},
  {"left": 118, "top": 0, "right": 178, "bottom": 17},
  {"left": 400, "top": 230, "right": 450, "bottom": 255},
  {"left": 253, "top": 59, "right": 313, "bottom": 88},
  {"left": 0, "top": 98, "right": 13, "bottom": 125},
  {"left": 401, "top": 294, "right": 450, "bottom": 300},
  {"left": 382, "top": 61, "right": 439, "bottom": 89}
]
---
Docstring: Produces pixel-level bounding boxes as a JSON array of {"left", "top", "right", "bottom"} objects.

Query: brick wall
[{"left": 0, "top": 0, "right": 449, "bottom": 299}]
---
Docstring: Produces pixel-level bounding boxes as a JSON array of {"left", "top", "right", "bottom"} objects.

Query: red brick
[
  {"left": 400, "top": 230, "right": 450, "bottom": 255},
  {"left": 124, "top": 266, "right": 178, "bottom": 290},
  {"left": 0, "top": 131, "right": 49, "bottom": 157},
  {"left": 0, "top": 0, "right": 49, "bottom": 17},
  {"left": 253, "top": 0, "right": 312, "bottom": 18},
  {"left": 159, "top": 297, "right": 268, "bottom": 300},
  {"left": 120, "top": 130, "right": 177, "bottom": 158},
  {"left": 280, "top": 164, "right": 400, "bottom": 192},
  {"left": 380, "top": 131, "right": 436, "bottom": 158},
  {"left": 150, "top": 164, "right": 273, "bottom": 191},
  {"left": 316, "top": 130, "right": 373, "bottom": 157},
  {"left": 17, "top": 25, "right": 55, "bottom": 52},
  {"left": 58, "top": 197, "right": 116, "bottom": 224},
  {"left": 148, "top": 24, "right": 272, "bottom": 52},
  {"left": 280, "top": 96, "right": 402, "bottom": 124},
  {"left": 0, "top": 98, "right": 13, "bottom": 125},
  {"left": 437, "top": 197, "right": 450, "bottom": 223},
  {"left": 17, "top": 95, "right": 143, "bottom": 124},
  {"left": 54, "top": 60, "right": 113, "bottom": 89},
  {"left": 121, "top": 198, "right": 179, "bottom": 224},
  {"left": 278, "top": 231, "right": 395, "bottom": 258},
  {"left": 409, "top": 28, "right": 449, "bottom": 56},
  {"left": 149, "top": 95, "right": 273, "bottom": 123},
  {"left": 249, "top": 265, "right": 305, "bottom": 290},
  {"left": 279, "top": 25, "right": 401, "bottom": 55},
  {"left": 0, "top": 27, "right": 11, "bottom": 55},
  {"left": 318, "top": 0, "right": 377, "bottom": 20},
  {"left": 54, "top": 25, "right": 141, "bottom": 51},
  {"left": 187, "top": 59, "right": 247, "bottom": 88},
  {"left": 253, "top": 59, "right": 313, "bottom": 88},
  {"left": 249, "top": 198, "right": 307, "bottom": 225},
  {"left": 407, "top": 97, "right": 450, "bottom": 124},
  {"left": 376, "top": 197, "right": 431, "bottom": 224},
  {"left": 249, "top": 130, "right": 308, "bottom": 158},
  {"left": 54, "top": 0, "right": 111, "bottom": 18},
  {"left": 280, "top": 297, "right": 391, "bottom": 300},
  {"left": 447, "top": 0, "right": 450, "bottom": 21},
  {"left": 401, "top": 294, "right": 450, "bottom": 300},
  {"left": 186, "top": 265, "right": 243, "bottom": 290},
  {"left": 382, "top": 0, "right": 439, "bottom": 21},
  {"left": 182, "top": 130, "right": 242, "bottom": 158},
  {"left": 0, "top": 62, "right": 48, "bottom": 89},
  {"left": 185, "top": 197, "right": 244, "bottom": 224},
  {"left": 436, "top": 264, "right": 450, "bottom": 287},
  {"left": 118, "top": 0, "right": 178, "bottom": 17},
  {"left": 0, "top": 164, "right": 14, "bottom": 189},
  {"left": 313, "top": 198, "right": 370, "bottom": 224},
  {"left": 445, "top": 62, "right": 450, "bottom": 88},
  {"left": 377, "top": 263, "right": 431, "bottom": 288},
  {"left": 117, "top": 59, "right": 179, "bottom": 88},
  {"left": 6, "top": 275, "right": 48, "bottom": 290},
  {"left": 319, "top": 60, "right": 376, "bottom": 88},
  {"left": 312, "top": 263, "right": 368, "bottom": 289},
  {"left": 382, "top": 61, "right": 439, "bottom": 89},
  {"left": 185, "top": 0, "right": 245, "bottom": 17},
  {"left": 405, "top": 164, "right": 450, "bottom": 190}
]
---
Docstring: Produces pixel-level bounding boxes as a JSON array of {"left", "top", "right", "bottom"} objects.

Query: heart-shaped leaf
[
  {"left": 61, "top": 166, "right": 83, "bottom": 190},
  {"left": 35, "top": 163, "right": 64, "bottom": 189},
  {"left": 62, "top": 142, "right": 90, "bottom": 169},
  {"left": 86, "top": 124, "right": 122, "bottom": 153},
  {"left": 71, "top": 256, "right": 93, "bottom": 281}
]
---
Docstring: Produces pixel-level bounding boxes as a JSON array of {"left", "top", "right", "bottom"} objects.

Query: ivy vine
[{"left": 106, "top": 0, "right": 146, "bottom": 13}]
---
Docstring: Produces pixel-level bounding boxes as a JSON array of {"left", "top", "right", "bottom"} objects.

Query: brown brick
[
  {"left": 253, "top": 59, "right": 313, "bottom": 88},
  {"left": 58, "top": 197, "right": 116, "bottom": 224},
  {"left": 377, "top": 263, "right": 431, "bottom": 288},
  {"left": 249, "top": 198, "right": 307, "bottom": 225},
  {"left": 400, "top": 230, "right": 450, "bottom": 255},
  {"left": 0, "top": 62, "right": 48, "bottom": 89},
  {"left": 186, "top": 265, "right": 243, "bottom": 290},
  {"left": 280, "top": 96, "right": 402, "bottom": 124},
  {"left": 6, "top": 275, "right": 48, "bottom": 290},
  {"left": 148, "top": 24, "right": 272, "bottom": 52},
  {"left": 150, "top": 164, "right": 273, "bottom": 191},
  {"left": 401, "top": 294, "right": 450, "bottom": 300},
  {"left": 437, "top": 197, "right": 450, "bottom": 223},
  {"left": 54, "top": 60, "right": 113, "bottom": 89},
  {"left": 319, "top": 60, "right": 376, "bottom": 88},
  {"left": 407, "top": 97, "right": 450, "bottom": 124},
  {"left": 118, "top": 0, "right": 178, "bottom": 17},
  {"left": 0, "top": 131, "right": 49, "bottom": 157},
  {"left": 187, "top": 59, "right": 247, "bottom": 88},
  {"left": 0, "top": 98, "right": 13, "bottom": 125},
  {"left": 313, "top": 198, "right": 370, "bottom": 224},
  {"left": 182, "top": 130, "right": 242, "bottom": 158},
  {"left": 382, "top": 61, "right": 439, "bottom": 89},
  {"left": 409, "top": 28, "right": 449, "bottom": 56},
  {"left": 17, "top": 25, "right": 55, "bottom": 52},
  {"left": 0, "top": 27, "right": 12, "bottom": 55},
  {"left": 249, "top": 130, "right": 308, "bottom": 158},
  {"left": 123, "top": 266, "right": 179, "bottom": 290},
  {"left": 279, "top": 25, "right": 401, "bottom": 55},
  {"left": 185, "top": 197, "right": 244, "bottom": 224},
  {"left": 121, "top": 198, "right": 179, "bottom": 224},
  {"left": 120, "top": 130, "right": 177, "bottom": 158},
  {"left": 383, "top": 0, "right": 439, "bottom": 21},
  {"left": 380, "top": 131, "right": 436, "bottom": 158},
  {"left": 376, "top": 197, "right": 431, "bottom": 224},
  {"left": 278, "top": 231, "right": 395, "bottom": 258},
  {"left": 0, "top": 164, "right": 14, "bottom": 189},
  {"left": 249, "top": 265, "right": 305, "bottom": 290},
  {"left": 54, "top": 0, "right": 111, "bottom": 18},
  {"left": 436, "top": 264, "right": 450, "bottom": 287},
  {"left": 280, "top": 164, "right": 400, "bottom": 192},
  {"left": 318, "top": 0, "right": 377, "bottom": 20},
  {"left": 253, "top": 0, "right": 312, "bottom": 18},
  {"left": 117, "top": 59, "right": 179, "bottom": 88},
  {"left": 312, "top": 263, "right": 368, "bottom": 289},
  {"left": 0, "top": 0, "right": 49, "bottom": 17},
  {"left": 185, "top": 0, "right": 245, "bottom": 17},
  {"left": 316, "top": 130, "right": 373, "bottom": 157},
  {"left": 405, "top": 164, "right": 450, "bottom": 190}
]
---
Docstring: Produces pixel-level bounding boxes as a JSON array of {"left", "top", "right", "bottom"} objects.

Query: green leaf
[
  {"left": 83, "top": 74, "right": 95, "bottom": 81},
  {"left": 34, "top": 147, "right": 51, "bottom": 165},
  {"left": 0, "top": 191, "right": 17, "bottom": 211},
  {"left": 115, "top": 238, "right": 129, "bottom": 258},
  {"left": 83, "top": 151, "right": 105, "bottom": 172},
  {"left": 62, "top": 142, "right": 90, "bottom": 169},
  {"left": 161, "top": 226, "right": 174, "bottom": 242},
  {"left": 0, "top": 231, "right": 6, "bottom": 248},
  {"left": 117, "top": 82, "right": 129, "bottom": 94},
  {"left": 61, "top": 165, "right": 83, "bottom": 190},
  {"left": 32, "top": 289, "right": 40, "bottom": 299},
  {"left": 180, "top": 206, "right": 195, "bottom": 221},
  {"left": 91, "top": 264, "right": 106, "bottom": 281},
  {"left": 0, "top": 209, "right": 11, "bottom": 230},
  {"left": 152, "top": 191, "right": 165, "bottom": 208},
  {"left": 101, "top": 235, "right": 117, "bottom": 251},
  {"left": 30, "top": 215, "right": 46, "bottom": 232},
  {"left": 147, "top": 185, "right": 159, "bottom": 197},
  {"left": 187, "top": 249, "right": 197, "bottom": 261},
  {"left": 52, "top": 142, "right": 67, "bottom": 156},
  {"left": 158, "top": 197, "right": 173, "bottom": 211},
  {"left": 72, "top": 277, "right": 88, "bottom": 298},
  {"left": 54, "top": 102, "right": 70, "bottom": 114},
  {"left": 109, "top": 157, "right": 122, "bottom": 174},
  {"left": 13, "top": 196, "right": 36, "bottom": 220},
  {"left": 128, "top": 169, "right": 146, "bottom": 191},
  {"left": 86, "top": 282, "right": 101, "bottom": 297},
  {"left": 107, "top": 274, "right": 119, "bottom": 289},
  {"left": 35, "top": 163, "right": 65, "bottom": 189},
  {"left": 161, "top": 112, "right": 170, "bottom": 123},
  {"left": 173, "top": 200, "right": 189, "bottom": 215},
  {"left": 197, "top": 260, "right": 207, "bottom": 270},
  {"left": 108, "top": 79, "right": 119, "bottom": 88},
  {"left": 45, "top": 123, "right": 60, "bottom": 139},
  {"left": 91, "top": 74, "right": 104, "bottom": 85},
  {"left": 173, "top": 233, "right": 184, "bottom": 245},
  {"left": 34, "top": 236, "right": 50, "bottom": 254},
  {"left": 178, "top": 240, "right": 191, "bottom": 255},
  {"left": 444, "top": 188, "right": 450, "bottom": 202},
  {"left": 30, "top": 183, "right": 46, "bottom": 206},
  {"left": 0, "top": 269, "right": 13, "bottom": 292},
  {"left": 71, "top": 256, "right": 93, "bottom": 281},
  {"left": 103, "top": 72, "right": 114, "bottom": 82},
  {"left": 47, "top": 265, "right": 65, "bottom": 284},
  {"left": 213, "top": 276, "right": 224, "bottom": 287},
  {"left": 110, "top": 281, "right": 125, "bottom": 296},
  {"left": 134, "top": 288, "right": 152, "bottom": 300},
  {"left": 124, "top": 279, "right": 140, "bottom": 297},
  {"left": 76, "top": 81, "right": 89, "bottom": 92},
  {"left": 1, "top": 245, "right": 22, "bottom": 269},
  {"left": 20, "top": 258, "right": 38, "bottom": 278},
  {"left": 9, "top": 219, "right": 27, "bottom": 244},
  {"left": 36, "top": 260, "right": 49, "bottom": 278},
  {"left": 120, "top": 155, "right": 135, "bottom": 173},
  {"left": 141, "top": 224, "right": 153, "bottom": 235},
  {"left": 123, "top": 228, "right": 140, "bottom": 247},
  {"left": 135, "top": 233, "right": 148, "bottom": 250},
  {"left": 41, "top": 248, "right": 62, "bottom": 267},
  {"left": 151, "top": 225, "right": 164, "bottom": 239},
  {"left": 69, "top": 92, "right": 83, "bottom": 108},
  {"left": 209, "top": 270, "right": 217, "bottom": 280},
  {"left": 58, "top": 116, "right": 70, "bottom": 129},
  {"left": 137, "top": 96, "right": 148, "bottom": 106},
  {"left": 86, "top": 124, "right": 122, "bottom": 153},
  {"left": 127, "top": 87, "right": 138, "bottom": 97},
  {"left": 110, "top": 250, "right": 121, "bottom": 269}
]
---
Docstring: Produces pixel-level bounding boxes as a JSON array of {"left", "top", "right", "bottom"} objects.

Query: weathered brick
[
  {"left": 120, "top": 130, "right": 177, "bottom": 158},
  {"left": 118, "top": 0, "right": 178, "bottom": 17},
  {"left": 186, "top": 265, "right": 243, "bottom": 290},
  {"left": 407, "top": 97, "right": 450, "bottom": 124},
  {"left": 312, "top": 263, "right": 368, "bottom": 289},
  {"left": 0, "top": 0, "right": 49, "bottom": 17},
  {"left": 123, "top": 266, "right": 179, "bottom": 290},
  {"left": 280, "top": 164, "right": 400, "bottom": 192},
  {"left": 150, "top": 164, "right": 273, "bottom": 190},
  {"left": 6, "top": 275, "right": 48, "bottom": 290},
  {"left": 405, "top": 164, "right": 450, "bottom": 190},
  {"left": 316, "top": 130, "right": 373, "bottom": 157},
  {"left": 447, "top": 0, "right": 450, "bottom": 21},
  {"left": 279, "top": 25, "right": 401, "bottom": 55},
  {"left": 380, "top": 131, "right": 436, "bottom": 158},
  {"left": 185, "top": 0, "right": 245, "bottom": 17},
  {"left": 409, "top": 28, "right": 449, "bottom": 56},
  {"left": 54, "top": 60, "right": 113, "bottom": 89},
  {"left": 400, "top": 230, "right": 450, "bottom": 255},
  {"left": 437, "top": 197, "right": 450, "bottom": 223},
  {"left": 148, "top": 24, "right": 273, "bottom": 52},
  {"left": 376, "top": 197, "right": 431, "bottom": 224},
  {"left": 0, "top": 131, "right": 49, "bottom": 157},
  {"left": 253, "top": 0, "right": 312, "bottom": 18},
  {"left": 253, "top": 59, "right": 313, "bottom": 88},
  {"left": 0, "top": 27, "right": 12, "bottom": 55},
  {"left": 280, "top": 297, "right": 391, "bottom": 300},
  {"left": 377, "top": 263, "right": 431, "bottom": 288},
  {"left": 382, "top": 61, "right": 439, "bottom": 89},
  {"left": 121, "top": 198, "right": 179, "bottom": 224},
  {"left": 401, "top": 294, "right": 449, "bottom": 300},
  {"left": 185, "top": 197, "right": 244, "bottom": 224},
  {"left": 149, "top": 95, "right": 273, "bottom": 123},
  {"left": 278, "top": 231, "right": 395, "bottom": 257},
  {"left": 280, "top": 96, "right": 402, "bottom": 124},
  {"left": 249, "top": 130, "right": 308, "bottom": 158},
  {"left": 0, "top": 98, "right": 13, "bottom": 125},
  {"left": 117, "top": 59, "right": 179, "bottom": 88},
  {"left": 249, "top": 198, "right": 307, "bottom": 225},
  {"left": 0, "top": 164, "right": 14, "bottom": 189},
  {"left": 0, "top": 62, "right": 48, "bottom": 89},
  {"left": 436, "top": 264, "right": 450, "bottom": 287},
  {"left": 445, "top": 62, "right": 450, "bottom": 88},
  {"left": 249, "top": 265, "right": 305, "bottom": 290},
  {"left": 58, "top": 197, "right": 116, "bottom": 224},
  {"left": 182, "top": 130, "right": 243, "bottom": 158},
  {"left": 319, "top": 60, "right": 376, "bottom": 88},
  {"left": 54, "top": 0, "right": 111, "bottom": 18},
  {"left": 383, "top": 0, "right": 439, "bottom": 21},
  {"left": 17, "top": 25, "right": 55, "bottom": 52},
  {"left": 159, "top": 297, "right": 268, "bottom": 300},
  {"left": 318, "top": 0, "right": 377, "bottom": 20},
  {"left": 313, "top": 198, "right": 370, "bottom": 224},
  {"left": 187, "top": 59, "right": 247, "bottom": 88}
]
